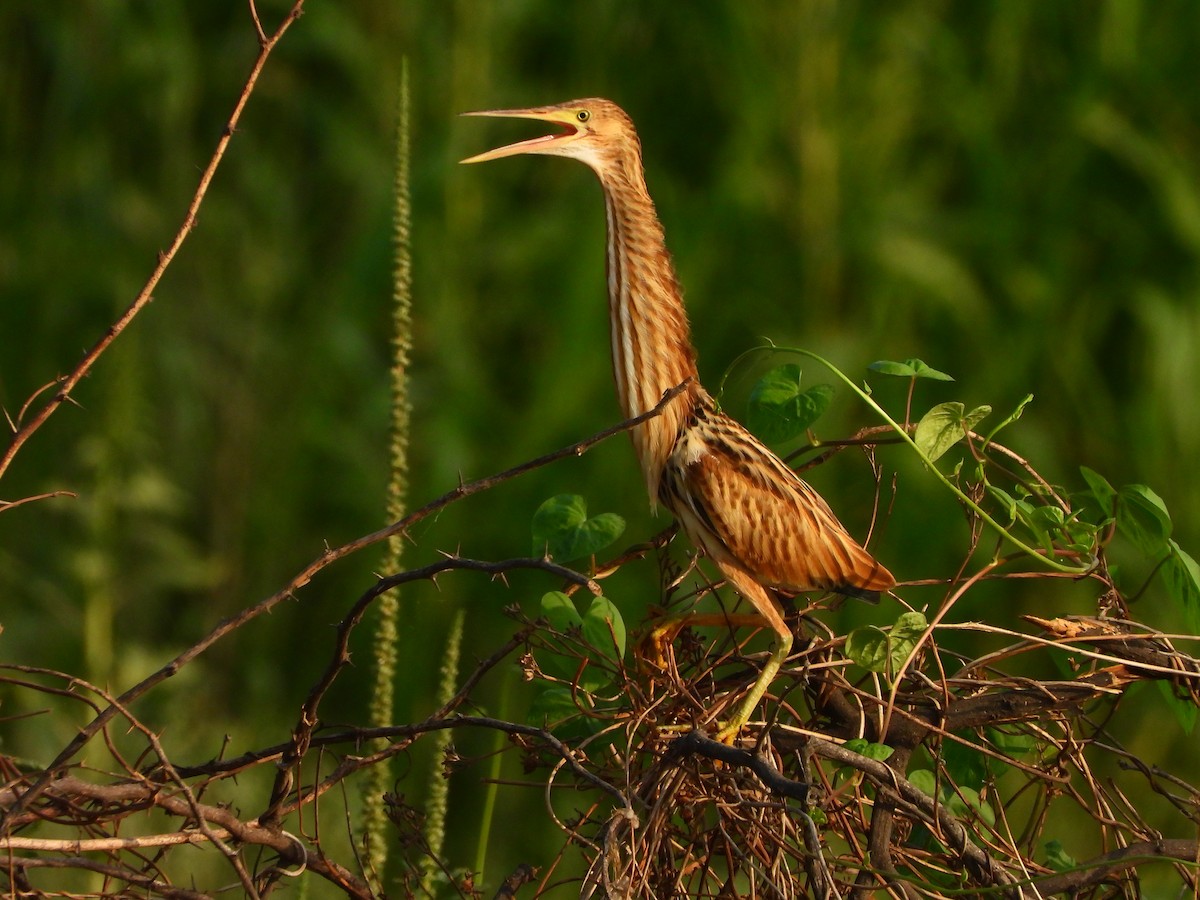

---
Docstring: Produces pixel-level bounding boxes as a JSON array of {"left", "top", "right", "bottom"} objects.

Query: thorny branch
[
  {"left": 0, "top": 382, "right": 688, "bottom": 834},
  {"left": 3, "top": 5, "right": 1200, "bottom": 898},
  {"left": 5, "top": 435, "right": 1200, "bottom": 900},
  {"left": 0, "top": 1, "right": 307, "bottom": 488}
]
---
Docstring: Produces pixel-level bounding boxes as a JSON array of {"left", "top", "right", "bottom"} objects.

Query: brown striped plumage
[{"left": 464, "top": 98, "right": 893, "bottom": 736}]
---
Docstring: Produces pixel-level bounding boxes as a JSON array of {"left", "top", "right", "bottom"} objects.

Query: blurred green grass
[{"left": 2, "top": 1, "right": 1199, "bottom": 893}]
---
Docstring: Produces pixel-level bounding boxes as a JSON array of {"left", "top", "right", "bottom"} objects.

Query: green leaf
[
  {"left": 531, "top": 494, "right": 626, "bottom": 563},
  {"left": 845, "top": 626, "right": 890, "bottom": 673},
  {"left": 537, "top": 592, "right": 584, "bottom": 680},
  {"left": 581, "top": 595, "right": 626, "bottom": 662},
  {"left": 868, "top": 358, "right": 955, "bottom": 381},
  {"left": 946, "top": 786, "right": 995, "bottom": 827},
  {"left": 1165, "top": 541, "right": 1200, "bottom": 634},
  {"left": 842, "top": 739, "right": 895, "bottom": 762},
  {"left": 943, "top": 739, "right": 988, "bottom": 787},
  {"left": 914, "top": 402, "right": 991, "bottom": 462},
  {"left": 1116, "top": 484, "right": 1171, "bottom": 555},
  {"left": 1155, "top": 678, "right": 1197, "bottom": 735},
  {"left": 911, "top": 763, "right": 994, "bottom": 827},
  {"left": 1019, "top": 503, "right": 1067, "bottom": 554},
  {"left": 888, "top": 611, "right": 928, "bottom": 673},
  {"left": 1027, "top": 505, "right": 1066, "bottom": 530},
  {"left": 540, "top": 590, "right": 583, "bottom": 632},
  {"left": 1079, "top": 466, "right": 1117, "bottom": 511},
  {"left": 848, "top": 614, "right": 927, "bottom": 677},
  {"left": 843, "top": 738, "right": 870, "bottom": 755},
  {"left": 987, "top": 726, "right": 1035, "bottom": 757},
  {"left": 747, "top": 364, "right": 834, "bottom": 442},
  {"left": 868, "top": 360, "right": 916, "bottom": 377},
  {"left": 1043, "top": 839, "right": 1076, "bottom": 872},
  {"left": 891, "top": 611, "right": 928, "bottom": 638},
  {"left": 1062, "top": 516, "right": 1101, "bottom": 557},
  {"left": 987, "top": 484, "right": 1018, "bottom": 523},
  {"left": 861, "top": 742, "right": 894, "bottom": 761},
  {"left": 908, "top": 768, "right": 937, "bottom": 798},
  {"left": 529, "top": 684, "right": 584, "bottom": 727}
]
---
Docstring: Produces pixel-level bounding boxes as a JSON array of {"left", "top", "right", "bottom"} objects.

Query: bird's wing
[{"left": 662, "top": 410, "right": 894, "bottom": 597}]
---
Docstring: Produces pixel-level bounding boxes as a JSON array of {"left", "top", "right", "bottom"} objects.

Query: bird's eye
[{"left": 576, "top": 110, "right": 591, "bottom": 123}]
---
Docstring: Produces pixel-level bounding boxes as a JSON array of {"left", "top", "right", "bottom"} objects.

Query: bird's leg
[
  {"left": 639, "top": 613, "right": 773, "bottom": 671},
  {"left": 711, "top": 563, "right": 793, "bottom": 743},
  {"left": 714, "top": 627, "right": 793, "bottom": 743},
  {"left": 638, "top": 564, "right": 796, "bottom": 742}
]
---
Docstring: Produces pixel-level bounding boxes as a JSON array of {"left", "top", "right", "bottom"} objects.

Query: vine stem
[{"left": 786, "top": 347, "right": 1091, "bottom": 576}]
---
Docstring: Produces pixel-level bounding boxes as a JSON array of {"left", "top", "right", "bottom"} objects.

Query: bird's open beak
[{"left": 460, "top": 106, "right": 582, "bottom": 164}]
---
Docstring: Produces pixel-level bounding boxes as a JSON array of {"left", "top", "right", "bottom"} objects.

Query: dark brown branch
[
  {"left": 803, "top": 617, "right": 1200, "bottom": 755},
  {"left": 0, "top": 384, "right": 686, "bottom": 830},
  {"left": 662, "top": 730, "right": 809, "bottom": 803},
  {"left": 857, "top": 746, "right": 917, "bottom": 900},
  {"left": 806, "top": 737, "right": 1020, "bottom": 897},
  {"left": 1028, "top": 838, "right": 1200, "bottom": 894},
  {"left": 1022, "top": 615, "right": 1200, "bottom": 696},
  {"left": 262, "top": 556, "right": 603, "bottom": 822},
  {"left": 493, "top": 862, "right": 539, "bottom": 899}
]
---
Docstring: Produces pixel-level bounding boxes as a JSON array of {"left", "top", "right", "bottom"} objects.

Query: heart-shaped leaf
[
  {"left": 537, "top": 592, "right": 584, "bottom": 680},
  {"left": 915, "top": 402, "right": 991, "bottom": 462},
  {"left": 747, "top": 364, "right": 834, "bottom": 443},
  {"left": 1079, "top": 466, "right": 1117, "bottom": 516},
  {"left": 887, "top": 611, "right": 928, "bottom": 673},
  {"left": 845, "top": 625, "right": 890, "bottom": 673},
  {"left": 532, "top": 494, "right": 626, "bottom": 562},
  {"left": 581, "top": 595, "right": 626, "bottom": 662},
  {"left": 844, "top": 738, "right": 894, "bottom": 761},
  {"left": 868, "top": 358, "right": 955, "bottom": 381}
]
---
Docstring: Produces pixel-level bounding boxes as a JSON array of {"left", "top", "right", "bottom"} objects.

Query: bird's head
[{"left": 460, "top": 98, "right": 639, "bottom": 177}]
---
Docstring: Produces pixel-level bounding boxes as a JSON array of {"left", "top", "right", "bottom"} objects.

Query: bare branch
[{"left": 0, "top": 0, "right": 307, "bottom": 484}]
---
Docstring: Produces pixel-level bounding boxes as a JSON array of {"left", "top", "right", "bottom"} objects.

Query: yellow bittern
[{"left": 463, "top": 98, "right": 894, "bottom": 738}]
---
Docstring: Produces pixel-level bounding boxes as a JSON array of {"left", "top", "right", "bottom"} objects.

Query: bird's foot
[
  {"left": 713, "top": 714, "right": 752, "bottom": 745},
  {"left": 634, "top": 616, "right": 688, "bottom": 672}
]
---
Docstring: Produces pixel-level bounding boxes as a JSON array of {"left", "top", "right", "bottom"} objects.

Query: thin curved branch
[
  {"left": 0, "top": 384, "right": 686, "bottom": 830},
  {"left": 662, "top": 730, "right": 808, "bottom": 803},
  {"left": 0, "top": 1, "right": 306, "bottom": 484},
  {"left": 261, "top": 556, "right": 604, "bottom": 821},
  {"left": 0, "top": 776, "right": 368, "bottom": 897}
]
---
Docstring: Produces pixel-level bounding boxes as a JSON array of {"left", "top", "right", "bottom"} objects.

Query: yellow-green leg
[
  {"left": 641, "top": 561, "right": 794, "bottom": 743},
  {"left": 715, "top": 629, "right": 793, "bottom": 742}
]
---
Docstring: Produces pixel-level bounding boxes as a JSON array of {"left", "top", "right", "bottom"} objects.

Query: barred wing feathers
[{"left": 662, "top": 407, "right": 894, "bottom": 599}]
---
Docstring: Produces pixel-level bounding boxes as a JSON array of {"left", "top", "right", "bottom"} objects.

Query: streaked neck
[{"left": 598, "top": 165, "right": 700, "bottom": 500}]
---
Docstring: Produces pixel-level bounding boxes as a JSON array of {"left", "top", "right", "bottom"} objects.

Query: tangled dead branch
[
  {"left": 5, "top": 439, "right": 1199, "bottom": 898},
  {"left": 3, "top": 4, "right": 1199, "bottom": 898}
]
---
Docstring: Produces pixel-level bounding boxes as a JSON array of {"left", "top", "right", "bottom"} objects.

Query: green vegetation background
[{"left": 3, "top": 0, "right": 1199, "bottom": 892}]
